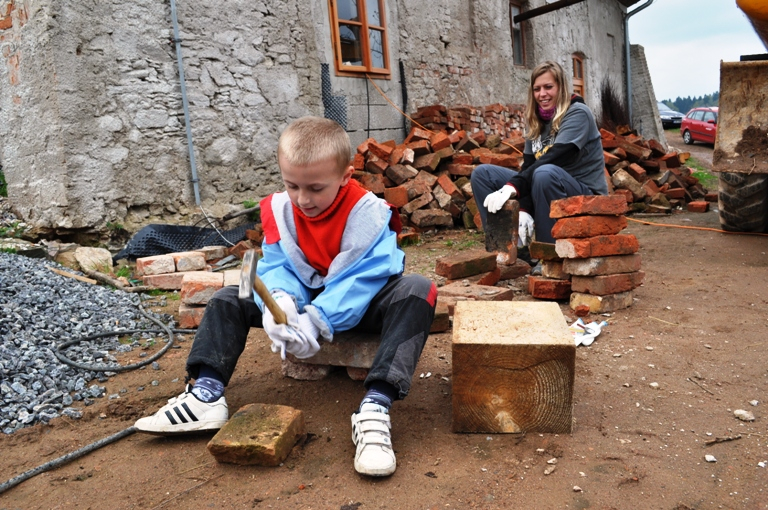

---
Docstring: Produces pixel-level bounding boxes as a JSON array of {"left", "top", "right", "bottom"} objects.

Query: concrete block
[
  {"left": 180, "top": 272, "right": 224, "bottom": 305},
  {"left": 549, "top": 195, "right": 628, "bottom": 219},
  {"left": 435, "top": 249, "right": 497, "bottom": 280},
  {"left": 136, "top": 255, "right": 175, "bottom": 276},
  {"left": 562, "top": 254, "right": 642, "bottom": 276},
  {"left": 452, "top": 301, "right": 574, "bottom": 433},
  {"left": 571, "top": 271, "right": 645, "bottom": 295},
  {"left": 569, "top": 290, "right": 634, "bottom": 313},
  {"left": 207, "top": 403, "right": 305, "bottom": 466},
  {"left": 555, "top": 234, "right": 639, "bottom": 259}
]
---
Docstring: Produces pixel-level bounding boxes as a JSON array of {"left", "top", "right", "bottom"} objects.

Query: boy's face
[{"left": 279, "top": 156, "right": 354, "bottom": 218}]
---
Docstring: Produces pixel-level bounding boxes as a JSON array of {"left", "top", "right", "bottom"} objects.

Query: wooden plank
[{"left": 452, "top": 301, "right": 574, "bottom": 433}]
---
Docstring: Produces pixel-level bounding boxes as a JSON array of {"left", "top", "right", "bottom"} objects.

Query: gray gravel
[{"left": 0, "top": 250, "right": 176, "bottom": 434}]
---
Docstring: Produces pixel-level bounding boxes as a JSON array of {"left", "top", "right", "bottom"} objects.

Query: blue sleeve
[
  {"left": 309, "top": 225, "right": 404, "bottom": 335},
  {"left": 254, "top": 241, "right": 312, "bottom": 311}
]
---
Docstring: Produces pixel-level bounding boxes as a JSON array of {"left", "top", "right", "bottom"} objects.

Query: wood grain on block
[{"left": 452, "top": 301, "right": 574, "bottom": 434}]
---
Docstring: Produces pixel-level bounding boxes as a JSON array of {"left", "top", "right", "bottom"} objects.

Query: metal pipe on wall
[{"left": 169, "top": 0, "right": 201, "bottom": 206}]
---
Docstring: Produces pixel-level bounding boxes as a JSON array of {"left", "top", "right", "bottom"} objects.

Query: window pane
[
  {"left": 369, "top": 29, "right": 385, "bottom": 68},
  {"left": 340, "top": 24, "right": 363, "bottom": 66},
  {"left": 703, "top": 111, "right": 714, "bottom": 121},
  {"left": 337, "top": 0, "right": 359, "bottom": 22},
  {"left": 512, "top": 29, "right": 523, "bottom": 65},
  {"left": 366, "top": 0, "right": 382, "bottom": 27}
]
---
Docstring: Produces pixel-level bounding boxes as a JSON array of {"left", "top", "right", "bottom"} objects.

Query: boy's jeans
[{"left": 186, "top": 274, "right": 436, "bottom": 400}]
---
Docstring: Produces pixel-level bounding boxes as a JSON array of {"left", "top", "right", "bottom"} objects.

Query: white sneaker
[
  {"left": 134, "top": 386, "right": 228, "bottom": 435},
  {"left": 351, "top": 408, "right": 396, "bottom": 476}
]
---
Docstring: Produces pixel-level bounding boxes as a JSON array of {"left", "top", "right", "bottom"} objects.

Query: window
[
  {"left": 329, "top": 0, "right": 390, "bottom": 77},
  {"left": 702, "top": 111, "right": 716, "bottom": 123},
  {"left": 509, "top": 3, "right": 525, "bottom": 66},
  {"left": 572, "top": 54, "right": 584, "bottom": 97},
  {"left": 691, "top": 110, "right": 704, "bottom": 121}
]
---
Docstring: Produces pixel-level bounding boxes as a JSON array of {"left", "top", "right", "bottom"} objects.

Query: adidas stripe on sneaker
[{"left": 134, "top": 385, "right": 228, "bottom": 435}]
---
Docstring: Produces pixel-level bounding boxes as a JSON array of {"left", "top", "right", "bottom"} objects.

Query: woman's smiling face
[{"left": 532, "top": 71, "right": 559, "bottom": 111}]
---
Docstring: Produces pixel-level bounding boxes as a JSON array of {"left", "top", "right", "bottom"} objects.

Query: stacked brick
[
  {"left": 354, "top": 125, "right": 525, "bottom": 234},
  {"left": 601, "top": 128, "right": 713, "bottom": 213},
  {"left": 551, "top": 195, "right": 643, "bottom": 313},
  {"left": 410, "top": 103, "right": 526, "bottom": 140}
]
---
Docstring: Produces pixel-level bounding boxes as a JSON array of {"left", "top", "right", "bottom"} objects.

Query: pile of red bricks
[
  {"left": 602, "top": 128, "right": 713, "bottom": 213},
  {"left": 527, "top": 195, "right": 643, "bottom": 313},
  {"left": 353, "top": 122, "right": 526, "bottom": 235},
  {"left": 410, "top": 103, "right": 526, "bottom": 140}
]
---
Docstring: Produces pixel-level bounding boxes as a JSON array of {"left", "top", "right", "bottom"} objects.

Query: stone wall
[{"left": 0, "top": 0, "right": 636, "bottom": 235}]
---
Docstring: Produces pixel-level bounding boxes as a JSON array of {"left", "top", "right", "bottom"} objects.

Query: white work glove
[
  {"left": 262, "top": 290, "right": 300, "bottom": 333},
  {"left": 483, "top": 184, "right": 517, "bottom": 214},
  {"left": 518, "top": 211, "right": 534, "bottom": 247},
  {"left": 267, "top": 314, "right": 321, "bottom": 360}
]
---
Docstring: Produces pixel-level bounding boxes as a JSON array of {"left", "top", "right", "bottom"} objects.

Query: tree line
[{"left": 661, "top": 92, "right": 719, "bottom": 114}]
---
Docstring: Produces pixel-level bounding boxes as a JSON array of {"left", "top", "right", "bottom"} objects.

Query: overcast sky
[{"left": 628, "top": 0, "right": 766, "bottom": 102}]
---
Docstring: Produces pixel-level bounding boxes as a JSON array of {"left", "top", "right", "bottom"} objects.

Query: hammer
[{"left": 238, "top": 249, "right": 287, "bottom": 325}]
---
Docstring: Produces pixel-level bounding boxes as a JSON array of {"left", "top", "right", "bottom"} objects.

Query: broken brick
[
  {"left": 551, "top": 215, "right": 627, "bottom": 239},
  {"left": 180, "top": 271, "right": 224, "bottom": 305},
  {"left": 571, "top": 271, "right": 644, "bottom": 295},
  {"left": 135, "top": 255, "right": 175, "bottom": 277},
  {"left": 384, "top": 186, "right": 409, "bottom": 208},
  {"left": 529, "top": 241, "right": 560, "bottom": 261},
  {"left": 562, "top": 254, "right": 642, "bottom": 276},
  {"left": 527, "top": 276, "right": 572, "bottom": 300},
  {"left": 570, "top": 290, "right": 633, "bottom": 313},
  {"left": 555, "top": 234, "right": 639, "bottom": 259},
  {"left": 142, "top": 272, "right": 186, "bottom": 290},
  {"left": 687, "top": 201, "right": 709, "bottom": 213},
  {"left": 435, "top": 249, "right": 497, "bottom": 280},
  {"left": 549, "top": 195, "right": 628, "bottom": 219},
  {"left": 178, "top": 303, "right": 206, "bottom": 328}
]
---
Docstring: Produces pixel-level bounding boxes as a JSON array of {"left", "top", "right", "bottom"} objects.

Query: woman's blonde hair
[
  {"left": 277, "top": 116, "right": 351, "bottom": 173},
  {"left": 524, "top": 61, "right": 571, "bottom": 140}
]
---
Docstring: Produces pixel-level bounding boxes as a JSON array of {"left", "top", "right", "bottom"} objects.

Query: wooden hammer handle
[{"left": 252, "top": 275, "right": 288, "bottom": 325}]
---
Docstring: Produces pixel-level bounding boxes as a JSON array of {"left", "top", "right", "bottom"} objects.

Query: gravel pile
[{"left": 0, "top": 251, "right": 175, "bottom": 434}]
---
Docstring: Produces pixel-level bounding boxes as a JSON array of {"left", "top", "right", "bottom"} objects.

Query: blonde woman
[{"left": 471, "top": 61, "right": 607, "bottom": 269}]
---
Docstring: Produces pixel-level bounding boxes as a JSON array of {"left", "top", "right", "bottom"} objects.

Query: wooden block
[
  {"left": 207, "top": 403, "right": 305, "bottom": 466},
  {"left": 452, "top": 301, "right": 575, "bottom": 433}
]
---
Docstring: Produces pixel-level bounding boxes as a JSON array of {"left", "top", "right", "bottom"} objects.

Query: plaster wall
[{"left": 1, "top": 0, "right": 633, "bottom": 234}]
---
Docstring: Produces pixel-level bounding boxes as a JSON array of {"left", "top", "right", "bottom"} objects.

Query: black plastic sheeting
[{"left": 113, "top": 223, "right": 255, "bottom": 262}]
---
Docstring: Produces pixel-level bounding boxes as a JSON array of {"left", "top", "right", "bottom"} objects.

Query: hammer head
[{"left": 238, "top": 249, "right": 258, "bottom": 299}]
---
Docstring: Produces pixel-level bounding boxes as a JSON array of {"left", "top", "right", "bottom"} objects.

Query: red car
[{"left": 681, "top": 106, "right": 718, "bottom": 145}]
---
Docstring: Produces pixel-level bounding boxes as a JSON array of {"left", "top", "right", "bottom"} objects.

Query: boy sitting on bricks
[{"left": 134, "top": 116, "right": 437, "bottom": 477}]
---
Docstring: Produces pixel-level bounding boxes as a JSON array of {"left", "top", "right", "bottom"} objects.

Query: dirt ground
[{"left": 3, "top": 140, "right": 768, "bottom": 510}]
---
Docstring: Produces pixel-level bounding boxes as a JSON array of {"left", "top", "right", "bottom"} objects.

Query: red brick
[
  {"left": 171, "top": 251, "right": 207, "bottom": 272},
  {"left": 401, "top": 192, "right": 433, "bottom": 215},
  {"left": 388, "top": 145, "right": 406, "bottom": 166},
  {"left": 430, "top": 300, "right": 451, "bottom": 333},
  {"left": 352, "top": 153, "right": 366, "bottom": 171},
  {"left": 570, "top": 291, "right": 633, "bottom": 313},
  {"left": 447, "top": 267, "right": 501, "bottom": 286},
  {"left": 384, "top": 186, "right": 409, "bottom": 208},
  {"left": 414, "top": 170, "right": 439, "bottom": 187},
  {"left": 178, "top": 303, "right": 206, "bottom": 329},
  {"left": 452, "top": 152, "right": 474, "bottom": 165},
  {"left": 614, "top": 189, "right": 634, "bottom": 204},
  {"left": 358, "top": 173, "right": 386, "bottom": 194},
  {"left": 704, "top": 192, "right": 718, "bottom": 203},
  {"left": 356, "top": 138, "right": 374, "bottom": 155},
  {"left": 664, "top": 188, "right": 686, "bottom": 200},
  {"left": 445, "top": 163, "right": 475, "bottom": 177},
  {"left": 410, "top": 209, "right": 453, "bottom": 228},
  {"left": 437, "top": 281, "right": 515, "bottom": 301},
  {"left": 529, "top": 241, "right": 560, "bottom": 261},
  {"left": 199, "top": 246, "right": 228, "bottom": 261},
  {"left": 610, "top": 147, "right": 627, "bottom": 160},
  {"left": 660, "top": 152, "right": 681, "bottom": 168},
  {"left": 406, "top": 140, "right": 431, "bottom": 156},
  {"left": 571, "top": 271, "right": 644, "bottom": 296},
  {"left": 687, "top": 200, "right": 709, "bottom": 213},
  {"left": 436, "top": 174, "right": 463, "bottom": 202},
  {"left": 404, "top": 127, "right": 432, "bottom": 144},
  {"left": 368, "top": 141, "right": 394, "bottom": 161},
  {"left": 435, "top": 249, "right": 497, "bottom": 279},
  {"left": 430, "top": 131, "right": 453, "bottom": 151},
  {"left": 397, "top": 230, "right": 420, "bottom": 246},
  {"left": 402, "top": 179, "right": 431, "bottom": 200},
  {"left": 626, "top": 163, "right": 647, "bottom": 183},
  {"left": 604, "top": 168, "right": 614, "bottom": 194},
  {"left": 562, "top": 254, "right": 642, "bottom": 276},
  {"left": 142, "top": 272, "right": 187, "bottom": 290},
  {"left": 470, "top": 130, "right": 486, "bottom": 146},
  {"left": 364, "top": 156, "right": 388, "bottom": 174},
  {"left": 498, "top": 259, "right": 533, "bottom": 280},
  {"left": 228, "top": 241, "right": 257, "bottom": 260},
  {"left": 448, "top": 130, "right": 466, "bottom": 145},
  {"left": 549, "top": 195, "right": 629, "bottom": 219},
  {"left": 476, "top": 153, "right": 519, "bottom": 168},
  {"left": 642, "top": 179, "right": 660, "bottom": 197},
  {"left": 551, "top": 215, "right": 627, "bottom": 239},
  {"left": 413, "top": 152, "right": 441, "bottom": 172},
  {"left": 603, "top": 151, "right": 621, "bottom": 166},
  {"left": 527, "top": 276, "right": 572, "bottom": 300},
  {"left": 385, "top": 163, "right": 418, "bottom": 185},
  {"left": 555, "top": 234, "right": 639, "bottom": 259},
  {"left": 135, "top": 255, "right": 175, "bottom": 276},
  {"left": 180, "top": 271, "right": 224, "bottom": 305},
  {"left": 541, "top": 260, "right": 569, "bottom": 280}
]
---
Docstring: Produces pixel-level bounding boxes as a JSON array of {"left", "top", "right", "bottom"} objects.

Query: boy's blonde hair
[
  {"left": 524, "top": 61, "right": 572, "bottom": 140},
  {"left": 277, "top": 116, "right": 352, "bottom": 173}
]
